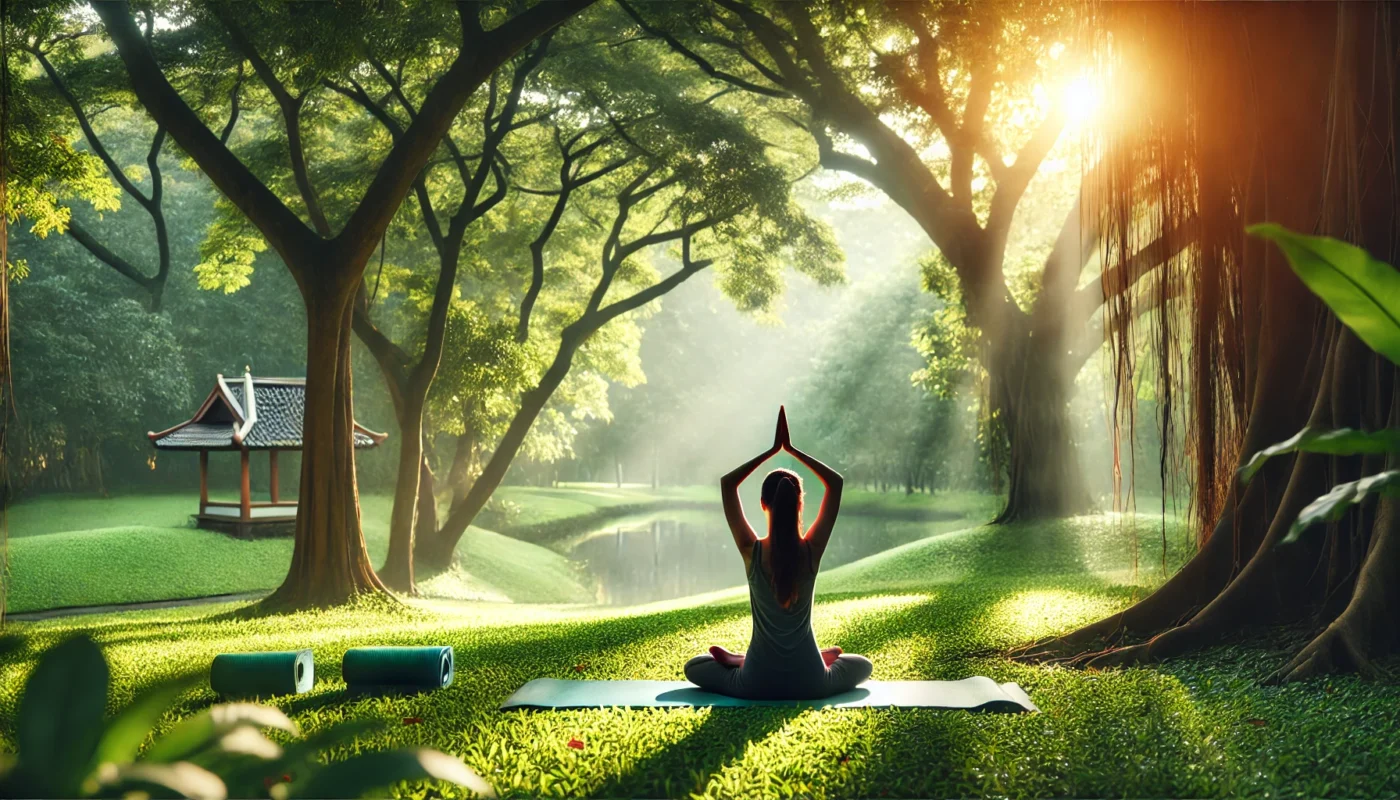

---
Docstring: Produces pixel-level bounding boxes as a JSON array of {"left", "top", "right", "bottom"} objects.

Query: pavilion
[{"left": 149, "top": 370, "right": 387, "bottom": 538}]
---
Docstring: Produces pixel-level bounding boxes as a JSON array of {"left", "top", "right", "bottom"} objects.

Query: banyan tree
[{"left": 1019, "top": 3, "right": 1400, "bottom": 681}]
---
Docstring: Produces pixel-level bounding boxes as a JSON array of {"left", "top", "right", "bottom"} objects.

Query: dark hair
[{"left": 760, "top": 468, "right": 804, "bottom": 609}]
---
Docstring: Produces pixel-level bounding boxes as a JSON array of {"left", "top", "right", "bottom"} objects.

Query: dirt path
[{"left": 7, "top": 592, "right": 266, "bottom": 622}]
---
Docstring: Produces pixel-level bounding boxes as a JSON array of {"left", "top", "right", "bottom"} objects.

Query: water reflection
[{"left": 566, "top": 510, "right": 967, "bottom": 605}]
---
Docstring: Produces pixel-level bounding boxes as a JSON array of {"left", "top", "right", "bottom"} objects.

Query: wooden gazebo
[{"left": 149, "top": 370, "right": 387, "bottom": 538}]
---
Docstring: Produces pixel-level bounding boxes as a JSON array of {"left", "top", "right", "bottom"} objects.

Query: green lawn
[
  {"left": 4, "top": 493, "right": 595, "bottom": 612},
  {"left": 4, "top": 487, "right": 998, "bottom": 613},
  {"left": 3, "top": 512, "right": 1396, "bottom": 798}
]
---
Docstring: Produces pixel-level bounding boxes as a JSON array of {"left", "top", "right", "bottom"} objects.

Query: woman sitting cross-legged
[{"left": 684, "top": 406, "right": 873, "bottom": 700}]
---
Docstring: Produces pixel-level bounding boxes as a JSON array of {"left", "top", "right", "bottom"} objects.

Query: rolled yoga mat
[
  {"left": 342, "top": 646, "right": 454, "bottom": 691},
  {"left": 210, "top": 650, "right": 315, "bottom": 697},
  {"left": 502, "top": 678, "right": 1038, "bottom": 713}
]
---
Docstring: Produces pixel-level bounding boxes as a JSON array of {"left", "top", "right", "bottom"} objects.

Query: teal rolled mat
[
  {"left": 342, "top": 646, "right": 454, "bottom": 691},
  {"left": 210, "top": 650, "right": 314, "bottom": 697}
]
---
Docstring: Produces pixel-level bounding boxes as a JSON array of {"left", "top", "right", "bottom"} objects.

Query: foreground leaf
[
  {"left": 95, "top": 671, "right": 202, "bottom": 767},
  {"left": 1249, "top": 224, "right": 1400, "bottom": 366},
  {"left": 108, "top": 761, "right": 227, "bottom": 800},
  {"left": 1240, "top": 427, "right": 1400, "bottom": 484},
  {"left": 17, "top": 635, "right": 109, "bottom": 795},
  {"left": 218, "top": 719, "right": 384, "bottom": 796},
  {"left": 291, "top": 749, "right": 495, "bottom": 799},
  {"left": 145, "top": 703, "right": 297, "bottom": 764},
  {"left": 1283, "top": 470, "right": 1400, "bottom": 544}
]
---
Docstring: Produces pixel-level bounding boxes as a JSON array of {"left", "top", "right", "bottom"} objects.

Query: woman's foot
[
  {"left": 821, "top": 646, "right": 843, "bottom": 667},
  {"left": 709, "top": 645, "right": 745, "bottom": 668}
]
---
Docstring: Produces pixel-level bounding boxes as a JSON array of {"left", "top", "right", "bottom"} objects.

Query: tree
[
  {"left": 88, "top": 0, "right": 595, "bottom": 608},
  {"left": 412, "top": 33, "right": 843, "bottom": 570},
  {"left": 623, "top": 0, "right": 1176, "bottom": 521},
  {"left": 19, "top": 11, "right": 183, "bottom": 311},
  {"left": 318, "top": 36, "right": 548, "bottom": 592},
  {"left": 1016, "top": 4, "right": 1400, "bottom": 681}
]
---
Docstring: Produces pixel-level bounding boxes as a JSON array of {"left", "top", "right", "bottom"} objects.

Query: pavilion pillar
[
  {"left": 269, "top": 450, "right": 280, "bottom": 504},
  {"left": 240, "top": 448, "right": 251, "bottom": 521},
  {"left": 199, "top": 450, "right": 209, "bottom": 515}
]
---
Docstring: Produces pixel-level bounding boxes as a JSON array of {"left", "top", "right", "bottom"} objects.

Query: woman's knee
[
  {"left": 684, "top": 654, "right": 717, "bottom": 681},
  {"left": 835, "top": 654, "right": 873, "bottom": 685}
]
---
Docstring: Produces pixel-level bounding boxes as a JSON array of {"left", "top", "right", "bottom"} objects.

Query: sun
[{"left": 1063, "top": 73, "right": 1104, "bottom": 126}]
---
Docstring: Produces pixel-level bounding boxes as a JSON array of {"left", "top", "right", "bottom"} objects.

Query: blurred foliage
[{"left": 0, "top": 634, "right": 491, "bottom": 799}]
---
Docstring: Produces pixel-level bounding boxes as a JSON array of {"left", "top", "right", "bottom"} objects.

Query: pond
[{"left": 564, "top": 509, "right": 972, "bottom": 606}]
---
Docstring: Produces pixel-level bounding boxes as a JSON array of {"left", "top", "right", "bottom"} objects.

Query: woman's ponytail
[{"left": 760, "top": 469, "right": 804, "bottom": 608}]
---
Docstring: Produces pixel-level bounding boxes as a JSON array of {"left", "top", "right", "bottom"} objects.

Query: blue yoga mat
[
  {"left": 210, "top": 650, "right": 314, "bottom": 698},
  {"left": 502, "top": 678, "right": 1038, "bottom": 712},
  {"left": 342, "top": 646, "right": 454, "bottom": 691}
]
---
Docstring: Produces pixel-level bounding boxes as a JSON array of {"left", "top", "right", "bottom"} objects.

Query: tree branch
[
  {"left": 91, "top": 1, "right": 321, "bottom": 279},
  {"left": 219, "top": 61, "right": 244, "bottom": 144},
  {"left": 1072, "top": 219, "right": 1196, "bottom": 326},
  {"left": 588, "top": 233, "right": 714, "bottom": 328},
  {"left": 210, "top": 5, "right": 332, "bottom": 237},
  {"left": 617, "top": 0, "right": 792, "bottom": 99},
  {"left": 30, "top": 46, "right": 151, "bottom": 208},
  {"left": 335, "top": 0, "right": 597, "bottom": 273},
  {"left": 65, "top": 219, "right": 153, "bottom": 289},
  {"left": 985, "top": 108, "right": 1066, "bottom": 244}
]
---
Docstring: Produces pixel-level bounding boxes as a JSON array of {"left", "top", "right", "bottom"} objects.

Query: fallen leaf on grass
[
  {"left": 403, "top": 717, "right": 423, "bottom": 725},
  {"left": 1246, "top": 718, "right": 1267, "bottom": 727},
  {"left": 573, "top": 664, "right": 587, "bottom": 673},
  {"left": 567, "top": 738, "right": 585, "bottom": 750}
]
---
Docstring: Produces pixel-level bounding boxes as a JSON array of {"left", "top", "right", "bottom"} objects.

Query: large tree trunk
[
  {"left": 265, "top": 287, "right": 388, "bottom": 608},
  {"left": 1014, "top": 3, "right": 1400, "bottom": 680},
  {"left": 993, "top": 330, "right": 1092, "bottom": 521}
]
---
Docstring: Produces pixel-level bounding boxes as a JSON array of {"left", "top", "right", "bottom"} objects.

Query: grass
[
  {"left": 4, "top": 493, "right": 594, "bottom": 612},
  {"left": 3, "top": 512, "right": 1397, "bottom": 798},
  {"left": 4, "top": 487, "right": 996, "bottom": 612}
]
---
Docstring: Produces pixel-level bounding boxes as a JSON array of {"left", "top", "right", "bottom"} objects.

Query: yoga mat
[
  {"left": 502, "top": 678, "right": 1038, "bottom": 713},
  {"left": 210, "top": 650, "right": 314, "bottom": 697},
  {"left": 342, "top": 646, "right": 454, "bottom": 691}
]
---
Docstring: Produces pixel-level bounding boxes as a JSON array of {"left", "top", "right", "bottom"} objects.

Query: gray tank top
[{"left": 736, "top": 538, "right": 827, "bottom": 698}]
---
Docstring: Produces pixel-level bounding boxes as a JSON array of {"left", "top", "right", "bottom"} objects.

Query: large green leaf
[
  {"left": 1239, "top": 427, "right": 1400, "bottom": 484},
  {"left": 105, "top": 762, "right": 227, "bottom": 800},
  {"left": 1248, "top": 224, "right": 1400, "bottom": 366},
  {"left": 94, "top": 671, "right": 202, "bottom": 767},
  {"left": 16, "top": 635, "right": 110, "bottom": 796},
  {"left": 1282, "top": 470, "right": 1400, "bottom": 544},
  {"left": 144, "top": 703, "right": 297, "bottom": 764},
  {"left": 291, "top": 749, "right": 495, "bottom": 799},
  {"left": 218, "top": 719, "right": 384, "bottom": 796}
]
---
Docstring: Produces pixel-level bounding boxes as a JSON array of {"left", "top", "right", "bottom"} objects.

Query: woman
[{"left": 684, "top": 406, "right": 873, "bottom": 700}]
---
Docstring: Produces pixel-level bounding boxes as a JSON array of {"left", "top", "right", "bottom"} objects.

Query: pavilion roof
[{"left": 149, "top": 371, "right": 387, "bottom": 451}]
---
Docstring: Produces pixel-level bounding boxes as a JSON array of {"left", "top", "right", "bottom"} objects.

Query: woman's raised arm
[
  {"left": 719, "top": 409, "right": 787, "bottom": 557},
  {"left": 785, "top": 441, "right": 843, "bottom": 562}
]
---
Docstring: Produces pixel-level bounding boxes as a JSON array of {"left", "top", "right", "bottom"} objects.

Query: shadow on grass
[{"left": 587, "top": 706, "right": 804, "bottom": 798}]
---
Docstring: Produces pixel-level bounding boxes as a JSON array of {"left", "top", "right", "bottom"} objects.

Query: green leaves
[
  {"left": 94, "top": 671, "right": 203, "bottom": 767},
  {"left": 1243, "top": 226, "right": 1400, "bottom": 545},
  {"left": 293, "top": 749, "right": 496, "bottom": 799},
  {"left": 1238, "top": 428, "right": 1400, "bottom": 484},
  {"left": 1, "top": 636, "right": 492, "bottom": 800},
  {"left": 1283, "top": 470, "right": 1400, "bottom": 544},
  {"left": 16, "top": 635, "right": 110, "bottom": 797},
  {"left": 1248, "top": 224, "right": 1400, "bottom": 366},
  {"left": 144, "top": 703, "right": 298, "bottom": 764}
]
